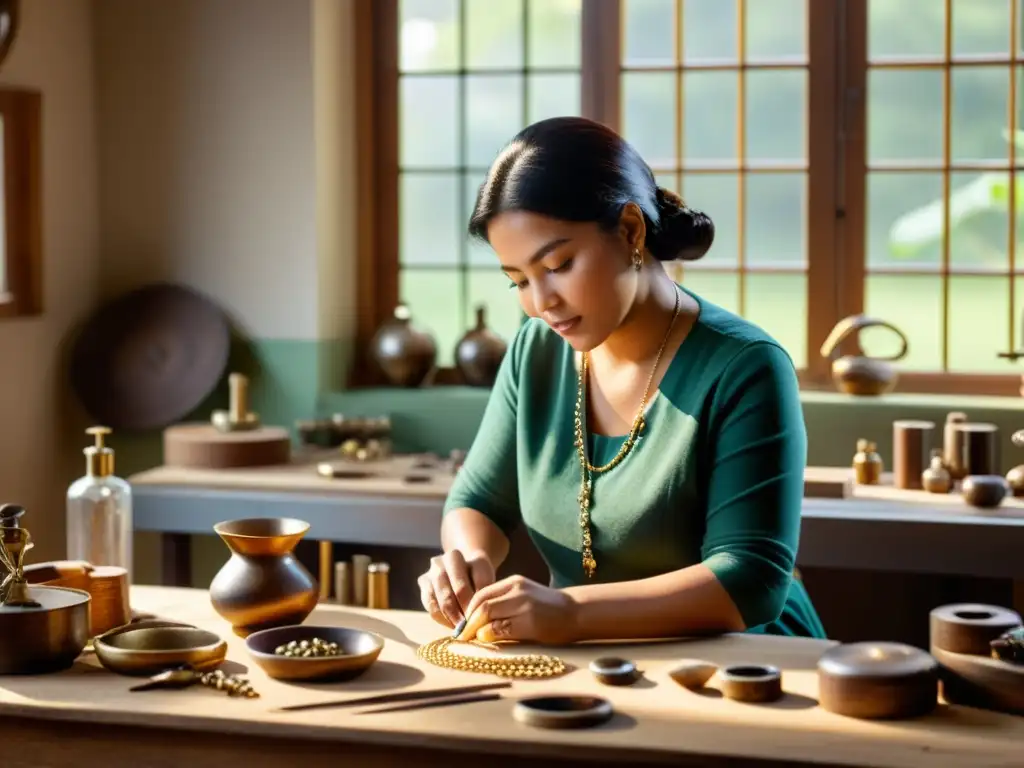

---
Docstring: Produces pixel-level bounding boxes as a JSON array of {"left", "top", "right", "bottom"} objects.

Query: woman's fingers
[
  {"left": 428, "top": 557, "right": 465, "bottom": 626},
  {"left": 417, "top": 573, "right": 448, "bottom": 627},
  {"left": 457, "top": 578, "right": 524, "bottom": 641},
  {"left": 442, "top": 550, "right": 476, "bottom": 615}
]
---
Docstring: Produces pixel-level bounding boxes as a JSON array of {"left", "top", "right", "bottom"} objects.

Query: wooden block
[
  {"left": 803, "top": 467, "right": 854, "bottom": 499},
  {"left": 163, "top": 423, "right": 291, "bottom": 469}
]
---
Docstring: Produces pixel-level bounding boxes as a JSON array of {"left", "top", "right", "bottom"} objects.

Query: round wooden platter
[
  {"left": 930, "top": 645, "right": 1024, "bottom": 716},
  {"left": 163, "top": 423, "right": 291, "bottom": 469}
]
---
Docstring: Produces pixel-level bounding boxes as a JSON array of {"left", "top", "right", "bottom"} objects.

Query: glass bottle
[{"left": 66, "top": 426, "right": 133, "bottom": 583}]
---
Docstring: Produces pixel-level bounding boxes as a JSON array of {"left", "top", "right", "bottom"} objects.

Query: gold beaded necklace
[
  {"left": 573, "top": 285, "right": 682, "bottom": 579},
  {"left": 417, "top": 637, "right": 567, "bottom": 678}
]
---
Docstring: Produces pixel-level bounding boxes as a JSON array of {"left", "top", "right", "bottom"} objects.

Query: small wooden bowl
[
  {"left": 245, "top": 624, "right": 384, "bottom": 682},
  {"left": 513, "top": 695, "right": 613, "bottom": 729},
  {"left": 93, "top": 625, "right": 227, "bottom": 676},
  {"left": 718, "top": 664, "right": 783, "bottom": 703}
]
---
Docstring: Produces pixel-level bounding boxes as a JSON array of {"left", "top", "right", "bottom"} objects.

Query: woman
[{"left": 418, "top": 116, "right": 826, "bottom": 646}]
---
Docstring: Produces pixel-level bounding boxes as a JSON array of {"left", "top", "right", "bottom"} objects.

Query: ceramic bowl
[
  {"left": 245, "top": 624, "right": 384, "bottom": 682},
  {"left": 93, "top": 624, "right": 227, "bottom": 676}
]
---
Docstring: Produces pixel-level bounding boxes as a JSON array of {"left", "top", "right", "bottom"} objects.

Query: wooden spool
[
  {"left": 817, "top": 642, "right": 938, "bottom": 720},
  {"left": 23, "top": 561, "right": 131, "bottom": 635},
  {"left": 929, "top": 603, "right": 1022, "bottom": 656},
  {"left": 929, "top": 602, "right": 1024, "bottom": 717},
  {"left": 163, "top": 423, "right": 291, "bottom": 469},
  {"left": 892, "top": 420, "right": 935, "bottom": 490}
]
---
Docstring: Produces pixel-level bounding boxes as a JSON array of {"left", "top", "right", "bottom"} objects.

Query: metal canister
[
  {"left": 367, "top": 562, "right": 390, "bottom": 610},
  {"left": 334, "top": 561, "right": 351, "bottom": 605},
  {"left": 351, "top": 554, "right": 371, "bottom": 606}
]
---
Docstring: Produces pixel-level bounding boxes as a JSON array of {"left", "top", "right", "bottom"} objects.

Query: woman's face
[{"left": 487, "top": 208, "right": 643, "bottom": 351}]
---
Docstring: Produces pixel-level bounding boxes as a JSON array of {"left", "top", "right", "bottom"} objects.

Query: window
[{"left": 358, "top": 0, "right": 1024, "bottom": 395}]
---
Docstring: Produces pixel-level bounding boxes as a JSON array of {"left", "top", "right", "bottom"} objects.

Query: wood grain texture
[{"left": 1, "top": 586, "right": 1023, "bottom": 767}]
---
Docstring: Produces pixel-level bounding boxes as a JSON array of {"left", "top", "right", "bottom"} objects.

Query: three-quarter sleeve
[
  {"left": 441, "top": 321, "right": 528, "bottom": 537},
  {"left": 699, "top": 341, "right": 806, "bottom": 629}
]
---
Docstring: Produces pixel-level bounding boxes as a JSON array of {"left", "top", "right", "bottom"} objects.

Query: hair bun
[{"left": 648, "top": 186, "right": 714, "bottom": 262}]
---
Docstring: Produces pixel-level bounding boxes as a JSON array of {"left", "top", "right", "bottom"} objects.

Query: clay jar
[
  {"left": 371, "top": 304, "right": 437, "bottom": 387},
  {"left": 961, "top": 475, "right": 1009, "bottom": 509},
  {"left": 209, "top": 518, "right": 319, "bottom": 637},
  {"left": 455, "top": 306, "right": 508, "bottom": 387}
]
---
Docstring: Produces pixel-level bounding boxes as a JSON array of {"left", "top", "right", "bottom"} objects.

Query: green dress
[{"left": 442, "top": 285, "right": 827, "bottom": 638}]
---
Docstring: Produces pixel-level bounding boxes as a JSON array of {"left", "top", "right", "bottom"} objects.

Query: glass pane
[
  {"left": 682, "top": 0, "right": 737, "bottom": 63},
  {"left": 466, "top": 75, "right": 524, "bottom": 167},
  {"left": 464, "top": 170, "right": 494, "bottom": 266},
  {"left": 681, "top": 173, "right": 739, "bottom": 267},
  {"left": 623, "top": 0, "right": 675, "bottom": 66},
  {"left": 466, "top": 0, "right": 524, "bottom": 70},
  {"left": 868, "top": 0, "right": 944, "bottom": 59},
  {"left": 745, "top": 69, "right": 806, "bottom": 163},
  {"left": 1014, "top": 276, "right": 1024, "bottom": 350},
  {"left": 745, "top": 0, "right": 806, "bottom": 61},
  {"left": 399, "top": 268, "right": 463, "bottom": 367},
  {"left": 655, "top": 172, "right": 679, "bottom": 195},
  {"left": 868, "top": 68, "right": 944, "bottom": 163},
  {"left": 400, "top": 0, "right": 459, "bottom": 72},
  {"left": 870, "top": 171, "right": 944, "bottom": 269},
  {"left": 948, "top": 276, "right": 1010, "bottom": 372},
  {"left": 952, "top": 0, "right": 1011, "bottom": 58},
  {"left": 949, "top": 171, "right": 1010, "bottom": 271},
  {"left": 528, "top": 0, "right": 582, "bottom": 67},
  {"left": 744, "top": 173, "right": 806, "bottom": 266},
  {"left": 863, "top": 274, "right": 943, "bottom": 371},
  {"left": 467, "top": 269, "right": 526, "bottom": 349},
  {"left": 744, "top": 272, "right": 807, "bottom": 367},
  {"left": 683, "top": 71, "right": 738, "bottom": 165},
  {"left": 401, "top": 76, "right": 458, "bottom": 167},
  {"left": 951, "top": 67, "right": 1010, "bottom": 165},
  {"left": 682, "top": 271, "right": 740, "bottom": 316},
  {"left": 528, "top": 73, "right": 581, "bottom": 122},
  {"left": 623, "top": 72, "right": 678, "bottom": 170},
  {"left": 401, "top": 172, "right": 460, "bottom": 266}
]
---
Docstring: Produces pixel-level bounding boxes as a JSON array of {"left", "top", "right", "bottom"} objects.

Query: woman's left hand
[{"left": 455, "top": 574, "right": 579, "bottom": 645}]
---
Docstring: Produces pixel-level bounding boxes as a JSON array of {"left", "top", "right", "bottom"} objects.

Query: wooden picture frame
[{"left": 0, "top": 85, "right": 42, "bottom": 319}]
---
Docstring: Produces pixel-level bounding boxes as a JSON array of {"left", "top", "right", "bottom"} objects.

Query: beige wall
[
  {"left": 0, "top": 0, "right": 358, "bottom": 563},
  {"left": 0, "top": 0, "right": 100, "bottom": 561}
]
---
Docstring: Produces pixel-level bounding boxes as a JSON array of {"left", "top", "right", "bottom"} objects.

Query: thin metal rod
[
  {"left": 356, "top": 691, "right": 503, "bottom": 715},
  {"left": 277, "top": 682, "right": 512, "bottom": 712}
]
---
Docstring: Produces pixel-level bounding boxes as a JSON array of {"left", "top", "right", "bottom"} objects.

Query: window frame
[
  {"left": 355, "top": 0, "right": 1024, "bottom": 396},
  {"left": 0, "top": 87, "right": 42, "bottom": 320}
]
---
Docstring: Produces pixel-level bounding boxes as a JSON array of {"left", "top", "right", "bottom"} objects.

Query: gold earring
[{"left": 632, "top": 248, "right": 643, "bottom": 271}]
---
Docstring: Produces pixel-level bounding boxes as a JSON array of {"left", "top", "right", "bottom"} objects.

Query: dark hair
[{"left": 468, "top": 117, "right": 714, "bottom": 262}]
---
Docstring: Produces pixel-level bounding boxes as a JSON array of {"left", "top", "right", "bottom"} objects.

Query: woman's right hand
[{"left": 418, "top": 549, "right": 496, "bottom": 628}]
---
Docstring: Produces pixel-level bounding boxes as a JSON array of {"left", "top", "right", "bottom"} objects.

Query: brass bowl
[
  {"left": 0, "top": 585, "right": 91, "bottom": 675},
  {"left": 93, "top": 625, "right": 227, "bottom": 676},
  {"left": 245, "top": 624, "right": 384, "bottom": 682}
]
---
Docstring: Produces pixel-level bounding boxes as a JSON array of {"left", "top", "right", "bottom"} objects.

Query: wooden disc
[
  {"left": 163, "top": 423, "right": 291, "bottom": 469},
  {"left": 817, "top": 642, "right": 938, "bottom": 720},
  {"left": 929, "top": 603, "right": 1022, "bottom": 656},
  {"left": 930, "top": 645, "right": 1024, "bottom": 716},
  {"left": 69, "top": 284, "right": 230, "bottom": 430},
  {"left": 512, "top": 695, "right": 613, "bottom": 730}
]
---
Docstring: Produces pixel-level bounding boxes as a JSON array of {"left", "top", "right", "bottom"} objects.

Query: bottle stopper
[{"left": 211, "top": 373, "right": 261, "bottom": 432}]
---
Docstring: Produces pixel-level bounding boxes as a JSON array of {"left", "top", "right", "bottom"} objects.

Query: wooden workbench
[{"left": 2, "top": 586, "right": 1022, "bottom": 768}]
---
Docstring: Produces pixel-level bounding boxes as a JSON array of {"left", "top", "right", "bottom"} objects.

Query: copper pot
[{"left": 209, "top": 518, "right": 319, "bottom": 637}]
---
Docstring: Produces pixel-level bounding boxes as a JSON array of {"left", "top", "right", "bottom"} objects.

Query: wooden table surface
[{"left": 2, "top": 586, "right": 1022, "bottom": 768}]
